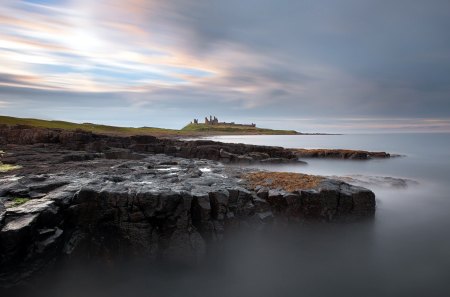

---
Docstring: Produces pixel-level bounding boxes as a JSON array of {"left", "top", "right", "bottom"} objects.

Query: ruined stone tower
[{"left": 194, "top": 115, "right": 256, "bottom": 127}]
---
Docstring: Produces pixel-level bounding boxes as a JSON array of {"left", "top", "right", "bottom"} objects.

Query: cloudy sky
[{"left": 1, "top": 0, "right": 450, "bottom": 132}]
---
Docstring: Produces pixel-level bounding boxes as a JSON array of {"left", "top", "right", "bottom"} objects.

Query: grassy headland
[
  {"left": 0, "top": 115, "right": 299, "bottom": 137},
  {"left": 181, "top": 123, "right": 298, "bottom": 135}
]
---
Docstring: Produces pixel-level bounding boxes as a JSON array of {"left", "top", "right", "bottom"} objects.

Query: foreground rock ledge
[{"left": 0, "top": 129, "right": 375, "bottom": 286}]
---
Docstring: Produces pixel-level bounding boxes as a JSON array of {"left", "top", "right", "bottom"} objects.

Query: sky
[{"left": 1, "top": 0, "right": 450, "bottom": 133}]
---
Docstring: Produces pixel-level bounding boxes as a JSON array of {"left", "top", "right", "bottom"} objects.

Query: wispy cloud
[
  {"left": 1, "top": 0, "right": 450, "bottom": 131},
  {"left": 0, "top": 0, "right": 218, "bottom": 93}
]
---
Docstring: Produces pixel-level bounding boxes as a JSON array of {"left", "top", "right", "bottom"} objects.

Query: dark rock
[
  {"left": 267, "top": 189, "right": 288, "bottom": 212},
  {"left": 0, "top": 214, "right": 39, "bottom": 266},
  {"left": 219, "top": 149, "right": 234, "bottom": 159},
  {"left": 340, "top": 183, "right": 375, "bottom": 217},
  {"left": 0, "top": 201, "right": 5, "bottom": 225},
  {"left": 246, "top": 152, "right": 270, "bottom": 160},
  {"left": 258, "top": 211, "right": 274, "bottom": 223},
  {"left": 256, "top": 187, "right": 269, "bottom": 200},
  {"left": 261, "top": 158, "right": 288, "bottom": 163},
  {"left": 28, "top": 180, "right": 69, "bottom": 193},
  {"left": 187, "top": 168, "right": 203, "bottom": 177},
  {"left": 293, "top": 148, "right": 391, "bottom": 160},
  {"left": 35, "top": 227, "right": 63, "bottom": 254},
  {"left": 61, "top": 152, "right": 101, "bottom": 162},
  {"left": 209, "top": 190, "right": 229, "bottom": 220},
  {"left": 104, "top": 148, "right": 145, "bottom": 160},
  {"left": 130, "top": 135, "right": 158, "bottom": 144},
  {"left": 159, "top": 161, "right": 178, "bottom": 166},
  {"left": 253, "top": 196, "right": 271, "bottom": 212}
]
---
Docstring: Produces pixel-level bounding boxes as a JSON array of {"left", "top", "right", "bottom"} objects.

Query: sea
[{"left": 193, "top": 133, "right": 450, "bottom": 297}]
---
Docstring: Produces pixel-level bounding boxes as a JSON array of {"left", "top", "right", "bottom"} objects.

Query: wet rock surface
[{"left": 0, "top": 126, "right": 376, "bottom": 287}]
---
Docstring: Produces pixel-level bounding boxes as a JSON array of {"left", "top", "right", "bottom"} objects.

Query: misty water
[
  {"left": 21, "top": 134, "right": 450, "bottom": 297},
  {"left": 197, "top": 133, "right": 450, "bottom": 296}
]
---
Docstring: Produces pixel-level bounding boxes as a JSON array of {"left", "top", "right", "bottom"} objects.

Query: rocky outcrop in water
[{"left": 292, "top": 148, "right": 391, "bottom": 159}]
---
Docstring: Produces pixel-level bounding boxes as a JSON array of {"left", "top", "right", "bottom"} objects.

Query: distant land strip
[{"left": 0, "top": 115, "right": 333, "bottom": 137}]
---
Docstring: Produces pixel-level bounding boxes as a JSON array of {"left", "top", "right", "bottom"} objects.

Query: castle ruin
[{"left": 191, "top": 115, "right": 256, "bottom": 128}]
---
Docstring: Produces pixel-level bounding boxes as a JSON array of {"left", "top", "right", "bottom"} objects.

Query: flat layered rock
[
  {"left": 1, "top": 213, "right": 38, "bottom": 232},
  {"left": 244, "top": 172, "right": 375, "bottom": 220}
]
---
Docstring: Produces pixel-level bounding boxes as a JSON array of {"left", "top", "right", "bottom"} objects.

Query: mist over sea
[
  {"left": 198, "top": 133, "right": 450, "bottom": 296},
  {"left": 14, "top": 134, "right": 450, "bottom": 297}
]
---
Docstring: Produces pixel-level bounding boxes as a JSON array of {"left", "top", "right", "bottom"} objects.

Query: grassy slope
[
  {"left": 0, "top": 115, "right": 182, "bottom": 137},
  {"left": 181, "top": 123, "right": 298, "bottom": 135},
  {"left": 0, "top": 115, "right": 299, "bottom": 137}
]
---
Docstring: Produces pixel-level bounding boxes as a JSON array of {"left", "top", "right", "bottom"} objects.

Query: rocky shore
[
  {"left": 0, "top": 125, "right": 376, "bottom": 287},
  {"left": 0, "top": 124, "right": 301, "bottom": 164}
]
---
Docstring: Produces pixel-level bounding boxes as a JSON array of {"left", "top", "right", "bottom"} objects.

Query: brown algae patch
[{"left": 244, "top": 171, "right": 324, "bottom": 192}]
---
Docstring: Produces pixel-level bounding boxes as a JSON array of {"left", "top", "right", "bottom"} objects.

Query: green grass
[
  {"left": 10, "top": 197, "right": 30, "bottom": 207},
  {"left": 0, "top": 115, "right": 181, "bottom": 136},
  {"left": 1, "top": 149, "right": 21, "bottom": 172},
  {"left": 0, "top": 163, "right": 21, "bottom": 172},
  {"left": 181, "top": 123, "right": 298, "bottom": 135},
  {"left": 0, "top": 115, "right": 299, "bottom": 136}
]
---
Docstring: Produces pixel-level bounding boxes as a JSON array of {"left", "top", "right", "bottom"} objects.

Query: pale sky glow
[
  {"left": 0, "top": 0, "right": 217, "bottom": 92},
  {"left": 1, "top": 0, "right": 450, "bottom": 132}
]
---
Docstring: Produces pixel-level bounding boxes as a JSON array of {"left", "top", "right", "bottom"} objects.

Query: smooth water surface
[{"left": 195, "top": 133, "right": 450, "bottom": 296}]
